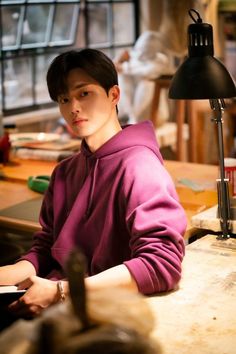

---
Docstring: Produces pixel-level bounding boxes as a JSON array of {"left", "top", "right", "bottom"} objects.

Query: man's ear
[{"left": 109, "top": 85, "right": 120, "bottom": 106}]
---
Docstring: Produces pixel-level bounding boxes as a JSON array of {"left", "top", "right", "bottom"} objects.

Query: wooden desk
[
  {"left": 0, "top": 180, "right": 41, "bottom": 233},
  {"left": 0, "top": 159, "right": 54, "bottom": 233},
  {"left": 164, "top": 160, "right": 218, "bottom": 238},
  {"left": 0, "top": 159, "right": 219, "bottom": 238},
  {"left": 1, "top": 158, "right": 219, "bottom": 183},
  {"left": 148, "top": 234, "right": 236, "bottom": 353},
  {"left": 0, "top": 159, "right": 55, "bottom": 183}
]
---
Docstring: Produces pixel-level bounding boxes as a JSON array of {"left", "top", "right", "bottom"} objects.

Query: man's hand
[{"left": 8, "top": 276, "right": 60, "bottom": 318}]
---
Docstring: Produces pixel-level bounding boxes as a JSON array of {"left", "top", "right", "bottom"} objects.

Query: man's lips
[{"left": 72, "top": 118, "right": 88, "bottom": 125}]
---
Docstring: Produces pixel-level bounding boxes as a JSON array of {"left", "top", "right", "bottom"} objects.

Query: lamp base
[
  {"left": 217, "top": 197, "right": 236, "bottom": 221},
  {"left": 190, "top": 203, "right": 236, "bottom": 236},
  {"left": 211, "top": 237, "right": 236, "bottom": 250},
  {"left": 217, "top": 196, "right": 236, "bottom": 239}
]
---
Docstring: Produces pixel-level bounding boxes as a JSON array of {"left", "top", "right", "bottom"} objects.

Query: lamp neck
[
  {"left": 210, "top": 99, "right": 225, "bottom": 121},
  {"left": 210, "top": 98, "right": 231, "bottom": 239},
  {"left": 188, "top": 23, "right": 214, "bottom": 57}
]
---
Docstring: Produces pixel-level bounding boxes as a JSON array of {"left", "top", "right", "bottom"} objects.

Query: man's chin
[{"left": 72, "top": 127, "right": 89, "bottom": 139}]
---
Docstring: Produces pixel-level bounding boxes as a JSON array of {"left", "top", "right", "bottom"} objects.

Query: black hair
[{"left": 46, "top": 48, "right": 118, "bottom": 102}]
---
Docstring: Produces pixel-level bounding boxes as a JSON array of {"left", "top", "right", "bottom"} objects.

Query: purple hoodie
[{"left": 21, "top": 121, "right": 186, "bottom": 295}]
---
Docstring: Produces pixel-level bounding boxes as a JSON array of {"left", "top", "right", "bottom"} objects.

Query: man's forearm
[
  {"left": 0, "top": 260, "right": 36, "bottom": 285},
  {"left": 85, "top": 264, "right": 138, "bottom": 292},
  {"left": 45, "top": 265, "right": 139, "bottom": 303}
]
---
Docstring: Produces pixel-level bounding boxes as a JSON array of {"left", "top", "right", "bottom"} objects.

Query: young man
[{"left": 0, "top": 49, "right": 186, "bottom": 321}]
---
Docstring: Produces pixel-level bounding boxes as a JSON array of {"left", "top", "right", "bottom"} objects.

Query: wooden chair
[{"left": 150, "top": 75, "right": 197, "bottom": 162}]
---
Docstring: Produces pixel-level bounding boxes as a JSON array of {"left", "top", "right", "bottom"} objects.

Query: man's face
[{"left": 58, "top": 68, "right": 119, "bottom": 147}]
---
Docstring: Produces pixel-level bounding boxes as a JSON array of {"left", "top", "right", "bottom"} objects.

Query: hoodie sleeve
[
  {"left": 19, "top": 168, "right": 58, "bottom": 276},
  {"left": 122, "top": 148, "right": 187, "bottom": 295}
]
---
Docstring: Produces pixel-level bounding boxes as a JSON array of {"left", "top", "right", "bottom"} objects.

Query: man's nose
[{"left": 71, "top": 98, "right": 80, "bottom": 114}]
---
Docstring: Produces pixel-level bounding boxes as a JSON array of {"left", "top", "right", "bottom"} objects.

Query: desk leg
[
  {"left": 176, "top": 100, "right": 185, "bottom": 161},
  {"left": 150, "top": 84, "right": 161, "bottom": 128},
  {"left": 187, "top": 101, "right": 198, "bottom": 162}
]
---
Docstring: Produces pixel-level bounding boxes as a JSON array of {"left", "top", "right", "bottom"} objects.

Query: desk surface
[
  {"left": 0, "top": 159, "right": 55, "bottom": 182},
  {"left": 0, "top": 180, "right": 41, "bottom": 232},
  {"left": 148, "top": 234, "right": 236, "bottom": 354},
  {"left": 1, "top": 158, "right": 219, "bottom": 184},
  {"left": 0, "top": 158, "right": 219, "bottom": 235}
]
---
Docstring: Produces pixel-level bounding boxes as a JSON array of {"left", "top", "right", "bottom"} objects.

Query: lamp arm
[{"left": 210, "top": 98, "right": 231, "bottom": 239}]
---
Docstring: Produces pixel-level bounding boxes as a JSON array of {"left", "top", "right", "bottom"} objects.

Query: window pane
[
  {"left": 2, "top": 1, "right": 25, "bottom": 4},
  {"left": 51, "top": 4, "right": 79, "bottom": 45},
  {"left": 87, "top": 3, "right": 109, "bottom": 45},
  {"left": 57, "top": 0, "right": 79, "bottom": 2},
  {"left": 3, "top": 57, "right": 33, "bottom": 109},
  {"left": 28, "top": 0, "right": 54, "bottom": 4},
  {"left": 1, "top": 0, "right": 137, "bottom": 115},
  {"left": 35, "top": 53, "right": 58, "bottom": 104},
  {"left": 27, "top": 0, "right": 56, "bottom": 2},
  {"left": 21, "top": 5, "right": 50, "bottom": 47},
  {"left": 1, "top": 6, "right": 22, "bottom": 49},
  {"left": 100, "top": 48, "right": 111, "bottom": 58},
  {"left": 113, "top": 3, "right": 135, "bottom": 45}
]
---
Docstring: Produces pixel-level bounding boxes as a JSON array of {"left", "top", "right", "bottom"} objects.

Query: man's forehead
[{"left": 66, "top": 68, "right": 99, "bottom": 88}]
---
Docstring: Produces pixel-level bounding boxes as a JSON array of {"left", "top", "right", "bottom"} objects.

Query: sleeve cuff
[{"left": 124, "top": 258, "right": 159, "bottom": 295}]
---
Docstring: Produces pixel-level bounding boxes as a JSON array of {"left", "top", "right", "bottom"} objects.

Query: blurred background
[{"left": 0, "top": 0, "right": 236, "bottom": 163}]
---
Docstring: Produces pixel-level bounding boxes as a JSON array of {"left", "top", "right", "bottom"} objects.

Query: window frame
[{"left": 0, "top": 0, "right": 139, "bottom": 117}]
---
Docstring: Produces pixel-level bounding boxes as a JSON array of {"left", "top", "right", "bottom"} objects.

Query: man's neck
[{"left": 86, "top": 117, "right": 122, "bottom": 153}]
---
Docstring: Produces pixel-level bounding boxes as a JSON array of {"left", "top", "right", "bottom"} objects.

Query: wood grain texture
[{"left": 147, "top": 235, "right": 236, "bottom": 354}]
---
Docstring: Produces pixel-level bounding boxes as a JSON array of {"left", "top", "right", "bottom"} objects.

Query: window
[{"left": 0, "top": 0, "right": 139, "bottom": 116}]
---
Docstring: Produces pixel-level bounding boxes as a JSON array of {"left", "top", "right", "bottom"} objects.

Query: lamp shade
[{"left": 169, "top": 11, "right": 236, "bottom": 100}]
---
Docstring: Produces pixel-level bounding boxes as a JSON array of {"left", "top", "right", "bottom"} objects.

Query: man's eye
[
  {"left": 81, "top": 91, "right": 89, "bottom": 97},
  {"left": 58, "top": 97, "right": 69, "bottom": 104}
]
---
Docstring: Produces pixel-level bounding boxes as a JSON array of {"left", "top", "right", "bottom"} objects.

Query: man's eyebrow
[
  {"left": 72, "top": 82, "right": 95, "bottom": 89},
  {"left": 58, "top": 82, "right": 96, "bottom": 96}
]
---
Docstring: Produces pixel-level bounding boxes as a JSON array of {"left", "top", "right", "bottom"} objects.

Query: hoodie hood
[
  {"left": 81, "top": 120, "right": 163, "bottom": 163},
  {"left": 79, "top": 120, "right": 163, "bottom": 217}
]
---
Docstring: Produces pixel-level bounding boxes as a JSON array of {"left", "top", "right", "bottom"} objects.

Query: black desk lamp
[{"left": 169, "top": 9, "right": 236, "bottom": 239}]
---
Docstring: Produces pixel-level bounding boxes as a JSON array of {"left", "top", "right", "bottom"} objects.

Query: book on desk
[{"left": 13, "top": 137, "right": 81, "bottom": 162}]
